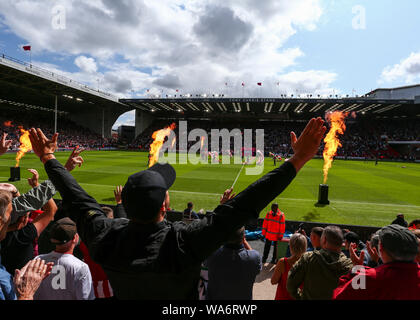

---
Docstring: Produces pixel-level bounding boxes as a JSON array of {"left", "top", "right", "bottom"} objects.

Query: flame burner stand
[
  {"left": 317, "top": 184, "right": 330, "bottom": 205},
  {"left": 9, "top": 167, "right": 20, "bottom": 182}
]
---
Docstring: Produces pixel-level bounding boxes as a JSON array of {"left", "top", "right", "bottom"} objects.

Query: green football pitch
[{"left": 0, "top": 151, "right": 419, "bottom": 227}]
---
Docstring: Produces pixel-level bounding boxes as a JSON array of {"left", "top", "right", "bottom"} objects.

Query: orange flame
[
  {"left": 15, "top": 127, "right": 32, "bottom": 167},
  {"left": 3, "top": 121, "right": 14, "bottom": 127},
  {"left": 149, "top": 123, "right": 176, "bottom": 167},
  {"left": 322, "top": 111, "right": 348, "bottom": 184}
]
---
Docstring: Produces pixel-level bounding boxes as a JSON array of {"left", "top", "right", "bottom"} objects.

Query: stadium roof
[
  {"left": 0, "top": 53, "right": 127, "bottom": 114},
  {"left": 120, "top": 97, "right": 419, "bottom": 120}
]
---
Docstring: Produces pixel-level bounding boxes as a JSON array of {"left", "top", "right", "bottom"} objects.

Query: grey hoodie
[{"left": 287, "top": 248, "right": 353, "bottom": 300}]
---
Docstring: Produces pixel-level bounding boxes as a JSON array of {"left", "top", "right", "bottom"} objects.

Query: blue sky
[{"left": 0, "top": 0, "right": 419, "bottom": 128}]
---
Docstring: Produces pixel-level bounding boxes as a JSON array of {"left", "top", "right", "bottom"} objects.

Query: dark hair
[
  {"left": 101, "top": 207, "right": 114, "bottom": 218},
  {"left": 187, "top": 202, "right": 193, "bottom": 209},
  {"left": 344, "top": 231, "right": 359, "bottom": 244},
  {"left": 311, "top": 227, "right": 324, "bottom": 238},
  {"left": 225, "top": 227, "right": 245, "bottom": 245},
  {"left": 271, "top": 203, "right": 278, "bottom": 210},
  {"left": 322, "top": 226, "right": 344, "bottom": 248},
  {"left": 408, "top": 219, "right": 420, "bottom": 228}
]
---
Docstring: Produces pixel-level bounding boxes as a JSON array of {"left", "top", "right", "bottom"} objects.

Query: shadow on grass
[
  {"left": 302, "top": 209, "right": 321, "bottom": 222},
  {"left": 101, "top": 197, "right": 115, "bottom": 202}
]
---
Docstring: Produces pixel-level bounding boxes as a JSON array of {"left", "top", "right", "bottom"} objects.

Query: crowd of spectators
[
  {"left": 132, "top": 118, "right": 420, "bottom": 161},
  {"left": 0, "top": 116, "right": 418, "bottom": 301},
  {"left": 1, "top": 110, "right": 117, "bottom": 150}
]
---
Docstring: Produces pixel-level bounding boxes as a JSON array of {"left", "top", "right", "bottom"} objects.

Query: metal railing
[{"left": 0, "top": 53, "right": 118, "bottom": 101}]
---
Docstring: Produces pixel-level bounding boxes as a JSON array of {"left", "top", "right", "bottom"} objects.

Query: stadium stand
[{"left": 131, "top": 118, "right": 420, "bottom": 161}]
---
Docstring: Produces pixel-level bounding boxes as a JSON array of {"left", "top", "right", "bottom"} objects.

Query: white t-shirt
[{"left": 34, "top": 251, "right": 95, "bottom": 300}]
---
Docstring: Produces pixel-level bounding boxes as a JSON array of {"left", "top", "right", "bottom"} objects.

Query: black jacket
[{"left": 44, "top": 159, "right": 297, "bottom": 300}]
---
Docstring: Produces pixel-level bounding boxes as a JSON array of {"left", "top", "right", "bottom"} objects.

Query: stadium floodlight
[
  {"left": 202, "top": 94, "right": 207, "bottom": 97},
  {"left": 76, "top": 98, "right": 83, "bottom": 102},
  {"left": 214, "top": 94, "right": 219, "bottom": 98}
]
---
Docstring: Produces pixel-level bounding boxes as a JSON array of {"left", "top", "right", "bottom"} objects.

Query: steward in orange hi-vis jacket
[{"left": 262, "top": 204, "right": 285, "bottom": 264}]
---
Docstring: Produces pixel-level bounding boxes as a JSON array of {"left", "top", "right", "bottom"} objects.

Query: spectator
[
  {"left": 34, "top": 217, "right": 95, "bottom": 300},
  {"left": 309, "top": 227, "right": 323, "bottom": 251},
  {"left": 101, "top": 207, "right": 114, "bottom": 219},
  {"left": 363, "top": 231, "right": 382, "bottom": 267},
  {"left": 0, "top": 180, "right": 56, "bottom": 226},
  {"left": 1, "top": 169, "right": 58, "bottom": 274},
  {"left": 342, "top": 231, "right": 360, "bottom": 258},
  {"left": 408, "top": 219, "right": 420, "bottom": 230},
  {"left": 411, "top": 229, "right": 420, "bottom": 263},
  {"left": 0, "top": 190, "right": 53, "bottom": 300},
  {"left": 286, "top": 226, "right": 353, "bottom": 300},
  {"left": 113, "top": 186, "right": 127, "bottom": 219},
  {"left": 391, "top": 214, "right": 408, "bottom": 228},
  {"left": 28, "top": 117, "right": 326, "bottom": 299},
  {"left": 271, "top": 233, "right": 307, "bottom": 300},
  {"left": 183, "top": 202, "right": 199, "bottom": 220},
  {"left": 262, "top": 203, "right": 285, "bottom": 264},
  {"left": 205, "top": 226, "right": 261, "bottom": 300},
  {"left": 333, "top": 224, "right": 420, "bottom": 300}
]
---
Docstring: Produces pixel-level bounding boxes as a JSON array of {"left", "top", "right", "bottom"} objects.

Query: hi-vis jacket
[{"left": 262, "top": 209, "right": 285, "bottom": 241}]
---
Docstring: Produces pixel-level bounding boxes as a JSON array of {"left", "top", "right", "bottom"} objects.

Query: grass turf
[{"left": 0, "top": 151, "right": 419, "bottom": 227}]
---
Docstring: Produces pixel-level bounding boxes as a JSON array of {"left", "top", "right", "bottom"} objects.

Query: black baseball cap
[
  {"left": 379, "top": 224, "right": 419, "bottom": 259},
  {"left": 121, "top": 163, "right": 176, "bottom": 220},
  {"left": 50, "top": 217, "right": 77, "bottom": 245}
]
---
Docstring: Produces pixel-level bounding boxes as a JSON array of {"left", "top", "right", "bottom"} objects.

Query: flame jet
[
  {"left": 15, "top": 127, "right": 32, "bottom": 167},
  {"left": 322, "top": 111, "right": 348, "bottom": 184},
  {"left": 149, "top": 123, "right": 176, "bottom": 167}
]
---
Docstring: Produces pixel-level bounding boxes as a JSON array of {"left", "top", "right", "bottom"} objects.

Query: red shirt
[
  {"left": 333, "top": 262, "right": 420, "bottom": 300},
  {"left": 79, "top": 241, "right": 113, "bottom": 298},
  {"left": 29, "top": 210, "right": 44, "bottom": 257}
]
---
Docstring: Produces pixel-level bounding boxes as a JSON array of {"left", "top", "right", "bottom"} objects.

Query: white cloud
[
  {"left": 380, "top": 52, "right": 420, "bottom": 84},
  {"left": 74, "top": 55, "right": 97, "bottom": 73},
  {"left": 0, "top": 0, "right": 338, "bottom": 127}
]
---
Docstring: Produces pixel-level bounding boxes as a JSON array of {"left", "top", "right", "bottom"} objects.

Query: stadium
[
  {"left": 0, "top": 1, "right": 419, "bottom": 305},
  {"left": 1, "top": 53, "right": 419, "bottom": 228}
]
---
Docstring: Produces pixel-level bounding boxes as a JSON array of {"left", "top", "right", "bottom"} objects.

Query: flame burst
[
  {"left": 15, "top": 127, "right": 32, "bottom": 167},
  {"left": 149, "top": 123, "right": 176, "bottom": 167},
  {"left": 322, "top": 111, "right": 348, "bottom": 184},
  {"left": 4, "top": 121, "right": 14, "bottom": 127}
]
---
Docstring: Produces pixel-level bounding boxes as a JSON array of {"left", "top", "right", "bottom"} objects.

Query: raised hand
[
  {"left": 366, "top": 241, "right": 380, "bottom": 263},
  {"left": 0, "top": 133, "right": 12, "bottom": 156},
  {"left": 220, "top": 188, "right": 236, "bottom": 205},
  {"left": 349, "top": 242, "right": 365, "bottom": 266},
  {"left": 114, "top": 185, "right": 123, "bottom": 204},
  {"left": 27, "top": 169, "right": 40, "bottom": 188},
  {"left": 64, "top": 146, "right": 85, "bottom": 172},
  {"left": 28, "top": 128, "right": 58, "bottom": 163},
  {"left": 14, "top": 258, "right": 54, "bottom": 300},
  {"left": 288, "top": 117, "right": 327, "bottom": 172}
]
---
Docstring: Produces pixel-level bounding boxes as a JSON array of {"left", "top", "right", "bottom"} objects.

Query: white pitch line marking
[{"left": 231, "top": 164, "right": 245, "bottom": 189}]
